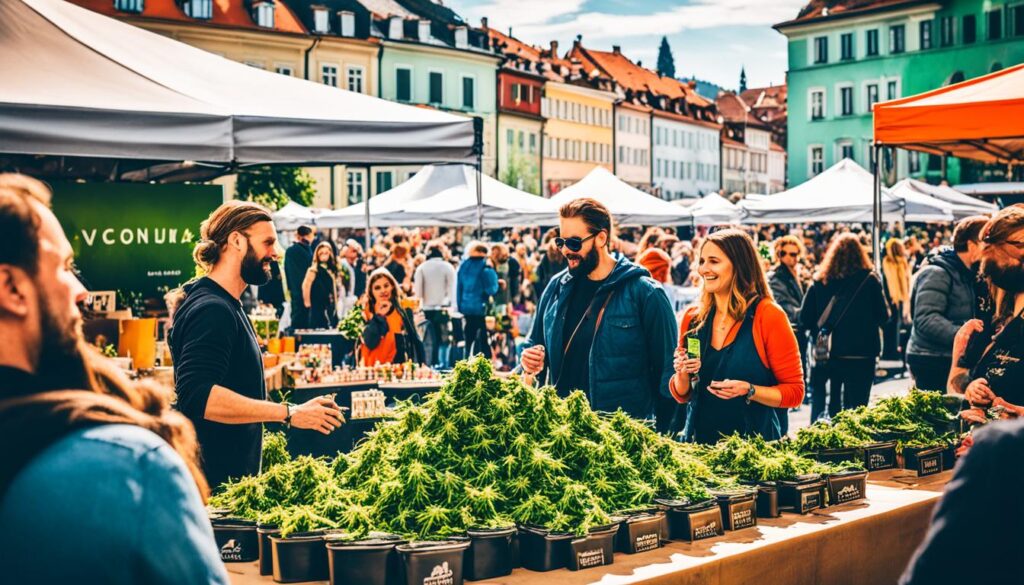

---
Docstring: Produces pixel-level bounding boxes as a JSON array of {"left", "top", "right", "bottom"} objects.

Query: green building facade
[{"left": 776, "top": 0, "right": 1024, "bottom": 187}]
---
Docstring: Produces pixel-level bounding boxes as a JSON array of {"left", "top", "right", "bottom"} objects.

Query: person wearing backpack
[
  {"left": 457, "top": 241, "right": 500, "bottom": 359},
  {"left": 905, "top": 216, "right": 988, "bottom": 392},
  {"left": 800, "top": 234, "right": 889, "bottom": 422}
]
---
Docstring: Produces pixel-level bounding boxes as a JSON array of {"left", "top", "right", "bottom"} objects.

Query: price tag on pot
[{"left": 687, "top": 337, "right": 701, "bottom": 358}]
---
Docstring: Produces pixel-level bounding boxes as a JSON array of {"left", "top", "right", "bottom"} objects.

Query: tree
[
  {"left": 500, "top": 148, "right": 540, "bottom": 196},
  {"left": 739, "top": 66, "right": 748, "bottom": 93},
  {"left": 235, "top": 166, "right": 318, "bottom": 210},
  {"left": 656, "top": 37, "right": 676, "bottom": 79}
]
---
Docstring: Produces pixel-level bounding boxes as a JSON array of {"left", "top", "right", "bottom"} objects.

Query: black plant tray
[
  {"left": 826, "top": 470, "right": 868, "bottom": 505},
  {"left": 656, "top": 498, "right": 724, "bottom": 542},
  {"left": 567, "top": 525, "right": 617, "bottom": 571},
  {"left": 270, "top": 531, "right": 329, "bottom": 583},
  {"left": 862, "top": 441, "right": 897, "bottom": 471},
  {"left": 211, "top": 518, "right": 259, "bottom": 563},
  {"left": 713, "top": 490, "right": 758, "bottom": 531},
  {"left": 777, "top": 475, "right": 826, "bottom": 514}
]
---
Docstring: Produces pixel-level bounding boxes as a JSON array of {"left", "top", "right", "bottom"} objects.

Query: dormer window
[
  {"left": 454, "top": 26, "right": 468, "bottom": 48},
  {"left": 313, "top": 7, "right": 329, "bottom": 33},
  {"left": 388, "top": 16, "right": 403, "bottom": 39},
  {"left": 339, "top": 11, "right": 355, "bottom": 36},
  {"left": 183, "top": 0, "right": 212, "bottom": 19},
  {"left": 418, "top": 20, "right": 431, "bottom": 42},
  {"left": 113, "top": 0, "right": 143, "bottom": 13},
  {"left": 253, "top": 1, "right": 274, "bottom": 28}
]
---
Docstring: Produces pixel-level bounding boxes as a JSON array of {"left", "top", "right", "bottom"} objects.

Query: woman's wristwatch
[
  {"left": 283, "top": 403, "right": 294, "bottom": 428},
  {"left": 745, "top": 383, "right": 756, "bottom": 404}
]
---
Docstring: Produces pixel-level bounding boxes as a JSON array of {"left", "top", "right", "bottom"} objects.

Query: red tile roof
[
  {"left": 715, "top": 91, "right": 771, "bottom": 130},
  {"left": 485, "top": 27, "right": 542, "bottom": 62},
  {"left": 770, "top": 141, "right": 786, "bottom": 153},
  {"left": 567, "top": 44, "right": 711, "bottom": 108},
  {"left": 741, "top": 85, "right": 787, "bottom": 109},
  {"left": 776, "top": 0, "right": 930, "bottom": 28},
  {"left": 618, "top": 101, "right": 653, "bottom": 113},
  {"left": 652, "top": 109, "right": 721, "bottom": 130},
  {"left": 722, "top": 136, "right": 747, "bottom": 149},
  {"left": 70, "top": 0, "right": 307, "bottom": 34}
]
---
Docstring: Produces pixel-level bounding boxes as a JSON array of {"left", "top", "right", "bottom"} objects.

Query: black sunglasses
[{"left": 555, "top": 231, "right": 603, "bottom": 252}]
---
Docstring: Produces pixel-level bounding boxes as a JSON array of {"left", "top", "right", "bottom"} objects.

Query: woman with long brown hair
[
  {"left": 360, "top": 268, "right": 425, "bottom": 366},
  {"left": 302, "top": 241, "right": 340, "bottom": 329},
  {"left": 800, "top": 234, "right": 889, "bottom": 421},
  {"left": 670, "top": 229, "right": 804, "bottom": 443}
]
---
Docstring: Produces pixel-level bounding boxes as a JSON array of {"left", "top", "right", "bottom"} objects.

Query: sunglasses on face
[
  {"left": 780, "top": 251, "right": 800, "bottom": 258},
  {"left": 555, "top": 231, "right": 602, "bottom": 252}
]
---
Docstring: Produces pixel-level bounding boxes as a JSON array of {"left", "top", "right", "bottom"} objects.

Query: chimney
[
  {"left": 480, "top": 16, "right": 488, "bottom": 29},
  {"left": 339, "top": 11, "right": 355, "bottom": 37},
  {"left": 388, "top": 16, "right": 403, "bottom": 39},
  {"left": 688, "top": 80, "right": 697, "bottom": 89},
  {"left": 418, "top": 19, "right": 431, "bottom": 41},
  {"left": 573, "top": 35, "right": 581, "bottom": 51},
  {"left": 454, "top": 25, "right": 468, "bottom": 48},
  {"left": 612, "top": 45, "right": 621, "bottom": 55},
  {"left": 636, "top": 60, "right": 642, "bottom": 67},
  {"left": 549, "top": 40, "right": 559, "bottom": 56}
]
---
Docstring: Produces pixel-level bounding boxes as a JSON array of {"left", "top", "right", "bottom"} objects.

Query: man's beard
[
  {"left": 983, "top": 258, "right": 1024, "bottom": 293},
  {"left": 567, "top": 245, "right": 600, "bottom": 278},
  {"left": 33, "top": 293, "right": 87, "bottom": 392},
  {"left": 241, "top": 242, "right": 272, "bottom": 286}
]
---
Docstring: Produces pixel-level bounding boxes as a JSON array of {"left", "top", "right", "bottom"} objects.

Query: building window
[
  {"left": 840, "top": 86, "right": 853, "bottom": 116},
  {"left": 838, "top": 141, "right": 854, "bottom": 161},
  {"left": 810, "top": 146, "right": 824, "bottom": 176},
  {"left": 890, "top": 25, "right": 905, "bottom": 53},
  {"left": 941, "top": 16, "right": 955, "bottom": 45},
  {"left": 183, "top": 0, "right": 212, "bottom": 19},
  {"left": 840, "top": 33, "right": 854, "bottom": 60},
  {"left": 909, "top": 152, "right": 921, "bottom": 173},
  {"left": 346, "top": 66, "right": 364, "bottom": 93},
  {"left": 244, "top": 61, "right": 265, "bottom": 70},
  {"left": 866, "top": 29, "right": 879, "bottom": 56},
  {"left": 462, "top": 76, "right": 475, "bottom": 110},
  {"left": 866, "top": 83, "right": 879, "bottom": 111},
  {"left": 375, "top": 171, "right": 393, "bottom": 194},
  {"left": 346, "top": 170, "right": 365, "bottom": 205},
  {"left": 810, "top": 89, "right": 825, "bottom": 120},
  {"left": 275, "top": 65, "right": 293, "bottom": 77},
  {"left": 114, "top": 0, "right": 143, "bottom": 12},
  {"left": 887, "top": 79, "right": 898, "bottom": 100},
  {"left": 314, "top": 8, "right": 329, "bottom": 33},
  {"left": 253, "top": 1, "right": 274, "bottom": 28},
  {"left": 506, "top": 129, "right": 514, "bottom": 146},
  {"left": 321, "top": 64, "right": 338, "bottom": 87},
  {"left": 1014, "top": 5, "right": 1024, "bottom": 36},
  {"left": 529, "top": 133, "right": 537, "bottom": 154},
  {"left": 428, "top": 71, "right": 443, "bottom": 105},
  {"left": 964, "top": 14, "right": 977, "bottom": 43},
  {"left": 988, "top": 8, "right": 1003, "bottom": 40},
  {"left": 518, "top": 131, "right": 525, "bottom": 150},
  {"left": 920, "top": 20, "right": 932, "bottom": 49},
  {"left": 396, "top": 68, "right": 411, "bottom": 102},
  {"left": 813, "top": 36, "right": 828, "bottom": 64}
]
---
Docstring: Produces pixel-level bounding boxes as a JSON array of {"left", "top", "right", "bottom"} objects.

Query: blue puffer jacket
[
  {"left": 456, "top": 256, "right": 499, "bottom": 317},
  {"left": 524, "top": 257, "right": 678, "bottom": 420}
]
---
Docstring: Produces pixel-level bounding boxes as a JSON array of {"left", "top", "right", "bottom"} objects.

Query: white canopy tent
[
  {"left": 893, "top": 179, "right": 997, "bottom": 219},
  {"left": 549, "top": 167, "right": 693, "bottom": 226},
  {"left": 272, "top": 201, "right": 319, "bottom": 231},
  {"left": 740, "top": 159, "right": 904, "bottom": 224},
  {"left": 316, "top": 165, "right": 556, "bottom": 228},
  {"left": 0, "top": 0, "right": 476, "bottom": 166},
  {"left": 681, "top": 193, "right": 743, "bottom": 226}
]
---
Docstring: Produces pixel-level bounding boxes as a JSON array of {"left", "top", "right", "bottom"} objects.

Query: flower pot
[
  {"left": 777, "top": 475, "right": 826, "bottom": 514},
  {"left": 464, "top": 527, "right": 516, "bottom": 581},
  {"left": 326, "top": 536, "right": 406, "bottom": 585},
  {"left": 567, "top": 525, "right": 617, "bottom": 571},
  {"left": 615, "top": 512, "right": 664, "bottom": 554},
  {"left": 862, "top": 442, "right": 897, "bottom": 471},
  {"left": 756, "top": 482, "right": 780, "bottom": 518},
  {"left": 812, "top": 447, "right": 862, "bottom": 466},
  {"left": 396, "top": 540, "right": 471, "bottom": 585},
  {"left": 516, "top": 525, "right": 573, "bottom": 572},
  {"left": 656, "top": 498, "right": 724, "bottom": 542},
  {"left": 257, "top": 524, "right": 281, "bottom": 576},
  {"left": 902, "top": 445, "right": 944, "bottom": 477},
  {"left": 270, "top": 531, "right": 329, "bottom": 583},
  {"left": 825, "top": 470, "right": 868, "bottom": 505},
  {"left": 712, "top": 490, "right": 758, "bottom": 531},
  {"left": 211, "top": 518, "right": 259, "bottom": 562},
  {"left": 509, "top": 530, "right": 521, "bottom": 569}
]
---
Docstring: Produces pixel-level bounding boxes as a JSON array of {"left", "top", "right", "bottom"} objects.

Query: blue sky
[{"left": 446, "top": 0, "right": 806, "bottom": 91}]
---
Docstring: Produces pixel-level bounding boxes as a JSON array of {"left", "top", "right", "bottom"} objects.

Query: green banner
[{"left": 51, "top": 182, "right": 224, "bottom": 298}]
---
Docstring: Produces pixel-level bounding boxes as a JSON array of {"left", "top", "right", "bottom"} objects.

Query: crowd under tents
[
  {"left": 0, "top": 0, "right": 477, "bottom": 182},
  {"left": 549, "top": 167, "right": 693, "bottom": 226},
  {"left": 890, "top": 179, "right": 996, "bottom": 220},
  {"left": 680, "top": 192, "right": 743, "bottom": 226}
]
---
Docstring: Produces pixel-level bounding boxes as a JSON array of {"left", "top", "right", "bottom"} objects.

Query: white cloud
[{"left": 451, "top": 0, "right": 586, "bottom": 30}]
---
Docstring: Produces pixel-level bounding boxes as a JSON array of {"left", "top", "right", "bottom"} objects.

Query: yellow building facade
[{"left": 541, "top": 81, "right": 616, "bottom": 196}]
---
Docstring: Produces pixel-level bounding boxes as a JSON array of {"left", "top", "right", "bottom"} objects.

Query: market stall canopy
[
  {"left": 316, "top": 165, "right": 556, "bottom": 228},
  {"left": 740, "top": 158, "right": 903, "bottom": 223},
  {"left": 680, "top": 192, "right": 743, "bottom": 226},
  {"left": 891, "top": 179, "right": 996, "bottom": 220},
  {"left": 0, "top": 0, "right": 476, "bottom": 165},
  {"left": 272, "top": 201, "right": 320, "bottom": 231},
  {"left": 873, "top": 63, "right": 1024, "bottom": 164},
  {"left": 887, "top": 180, "right": 955, "bottom": 223},
  {"left": 549, "top": 167, "right": 692, "bottom": 226}
]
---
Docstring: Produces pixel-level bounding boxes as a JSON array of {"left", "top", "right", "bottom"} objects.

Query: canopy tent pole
[
  {"left": 363, "top": 165, "right": 371, "bottom": 253},
  {"left": 475, "top": 154, "right": 484, "bottom": 238},
  {"left": 872, "top": 144, "right": 882, "bottom": 269}
]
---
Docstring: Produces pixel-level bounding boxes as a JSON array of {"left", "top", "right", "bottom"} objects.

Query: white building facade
[
  {"left": 652, "top": 112, "right": 721, "bottom": 200},
  {"left": 613, "top": 104, "right": 652, "bottom": 188}
]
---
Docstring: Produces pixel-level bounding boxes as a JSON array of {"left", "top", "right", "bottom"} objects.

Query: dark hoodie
[
  {"left": 169, "top": 277, "right": 265, "bottom": 490},
  {"left": 523, "top": 257, "right": 677, "bottom": 420},
  {"left": 907, "top": 249, "right": 979, "bottom": 358}
]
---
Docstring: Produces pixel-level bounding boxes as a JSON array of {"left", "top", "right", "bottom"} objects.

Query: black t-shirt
[
  {"left": 170, "top": 277, "right": 266, "bottom": 490},
  {"left": 386, "top": 260, "right": 406, "bottom": 285},
  {"left": 557, "top": 276, "right": 606, "bottom": 396},
  {"left": 969, "top": 315, "right": 1024, "bottom": 406}
]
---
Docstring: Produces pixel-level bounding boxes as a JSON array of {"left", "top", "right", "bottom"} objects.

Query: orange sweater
[{"left": 669, "top": 300, "right": 805, "bottom": 408}]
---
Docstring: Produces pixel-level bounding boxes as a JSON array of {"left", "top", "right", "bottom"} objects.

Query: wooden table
[{"left": 227, "top": 470, "right": 951, "bottom": 585}]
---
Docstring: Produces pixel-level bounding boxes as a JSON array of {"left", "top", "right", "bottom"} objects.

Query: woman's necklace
[{"left": 714, "top": 313, "right": 733, "bottom": 332}]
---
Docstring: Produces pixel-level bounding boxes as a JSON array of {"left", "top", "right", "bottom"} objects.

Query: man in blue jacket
[
  {"left": 457, "top": 241, "right": 499, "bottom": 358},
  {"left": 520, "top": 198, "right": 677, "bottom": 422}
]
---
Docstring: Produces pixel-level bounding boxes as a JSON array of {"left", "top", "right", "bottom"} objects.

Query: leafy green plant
[{"left": 338, "top": 305, "right": 367, "bottom": 341}]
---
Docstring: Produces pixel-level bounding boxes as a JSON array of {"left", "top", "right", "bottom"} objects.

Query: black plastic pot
[
  {"left": 902, "top": 445, "right": 944, "bottom": 476},
  {"left": 777, "top": 475, "right": 826, "bottom": 514},
  {"left": 326, "top": 536, "right": 406, "bottom": 585},
  {"left": 713, "top": 490, "right": 758, "bottom": 531},
  {"left": 825, "top": 470, "right": 868, "bottom": 505},
  {"left": 862, "top": 441, "right": 898, "bottom": 471},
  {"left": 615, "top": 512, "right": 664, "bottom": 554},
  {"left": 567, "top": 525, "right": 617, "bottom": 571},
  {"left": 812, "top": 447, "right": 862, "bottom": 465},
  {"left": 656, "top": 498, "right": 724, "bottom": 542},
  {"left": 270, "top": 531, "right": 329, "bottom": 583},
  {"left": 464, "top": 527, "right": 516, "bottom": 581},
  {"left": 211, "top": 518, "right": 259, "bottom": 563},
  {"left": 516, "top": 525, "right": 574, "bottom": 572},
  {"left": 396, "top": 540, "right": 471, "bottom": 585},
  {"left": 755, "top": 482, "right": 780, "bottom": 518},
  {"left": 941, "top": 443, "right": 957, "bottom": 471},
  {"left": 510, "top": 531, "right": 521, "bottom": 569},
  {"left": 257, "top": 524, "right": 281, "bottom": 576}
]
